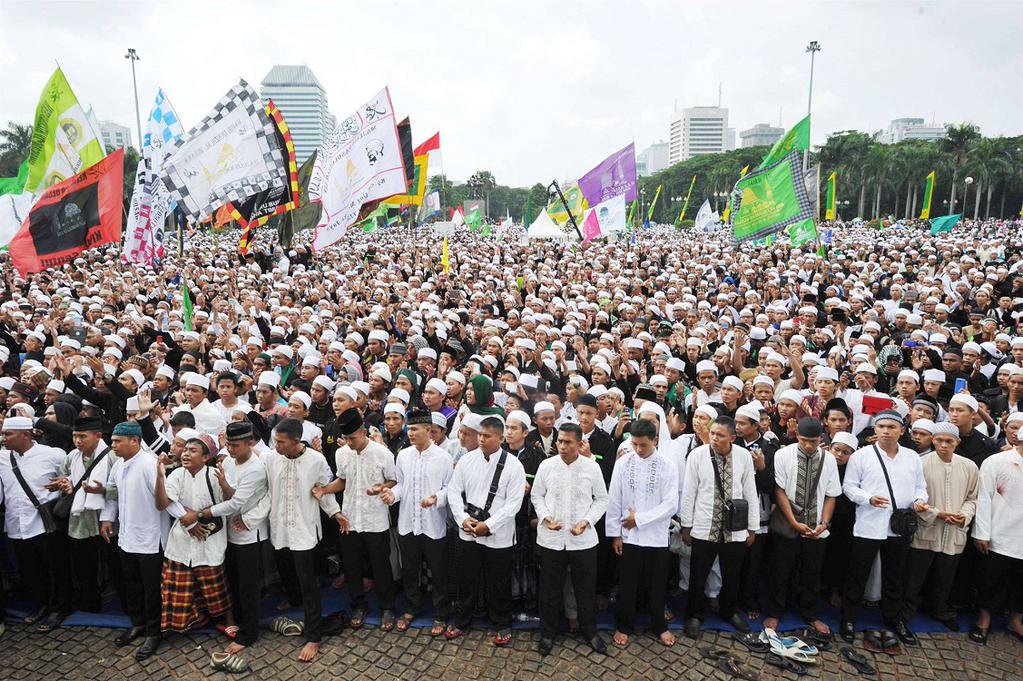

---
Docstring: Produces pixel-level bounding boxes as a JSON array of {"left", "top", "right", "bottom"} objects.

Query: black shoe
[
  {"left": 968, "top": 625, "right": 988, "bottom": 645},
  {"left": 538, "top": 638, "right": 554, "bottom": 656},
  {"left": 936, "top": 617, "right": 960, "bottom": 633},
  {"left": 684, "top": 617, "right": 701, "bottom": 640},
  {"left": 839, "top": 620, "right": 856, "bottom": 643},
  {"left": 727, "top": 613, "right": 751, "bottom": 634},
  {"left": 893, "top": 620, "right": 918, "bottom": 646},
  {"left": 135, "top": 636, "right": 161, "bottom": 661},
  {"left": 115, "top": 626, "right": 145, "bottom": 647},
  {"left": 588, "top": 635, "right": 607, "bottom": 655}
]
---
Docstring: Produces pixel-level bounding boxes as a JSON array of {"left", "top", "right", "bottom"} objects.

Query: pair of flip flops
[
  {"left": 784, "top": 627, "right": 833, "bottom": 651},
  {"left": 699, "top": 648, "right": 759, "bottom": 680},
  {"left": 760, "top": 628, "right": 819, "bottom": 665},
  {"left": 765, "top": 652, "right": 808, "bottom": 676},
  {"left": 269, "top": 616, "right": 304, "bottom": 637},
  {"left": 841, "top": 646, "right": 876, "bottom": 677},
  {"left": 863, "top": 629, "right": 901, "bottom": 655},
  {"left": 732, "top": 631, "right": 770, "bottom": 653},
  {"left": 210, "top": 652, "right": 250, "bottom": 673}
]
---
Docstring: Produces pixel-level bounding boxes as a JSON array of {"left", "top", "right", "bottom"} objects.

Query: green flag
[
  {"left": 676, "top": 175, "right": 697, "bottom": 225},
  {"left": 627, "top": 199, "right": 637, "bottom": 228},
  {"left": 182, "top": 280, "right": 194, "bottom": 332},
  {"left": 465, "top": 207, "right": 483, "bottom": 231},
  {"left": 919, "top": 171, "right": 936, "bottom": 219},
  {"left": 25, "top": 68, "right": 105, "bottom": 194},
  {"left": 928, "top": 213, "right": 961, "bottom": 236},
  {"left": 291, "top": 151, "right": 322, "bottom": 233},
  {"left": 758, "top": 115, "right": 810, "bottom": 170},
  {"left": 788, "top": 218, "right": 818, "bottom": 247},
  {"left": 647, "top": 184, "right": 662, "bottom": 221},
  {"left": 732, "top": 151, "right": 815, "bottom": 242},
  {"left": 0, "top": 161, "right": 28, "bottom": 196},
  {"left": 482, "top": 223, "right": 491, "bottom": 237},
  {"left": 523, "top": 196, "right": 534, "bottom": 227}
]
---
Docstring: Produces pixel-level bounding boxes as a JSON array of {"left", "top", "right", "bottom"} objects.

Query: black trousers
[
  {"left": 687, "top": 538, "right": 746, "bottom": 622},
  {"left": 901, "top": 548, "right": 960, "bottom": 622},
  {"left": 595, "top": 520, "right": 615, "bottom": 597},
  {"left": 739, "top": 532, "right": 768, "bottom": 612},
  {"left": 339, "top": 530, "right": 395, "bottom": 611},
  {"left": 397, "top": 532, "right": 448, "bottom": 617},
  {"left": 68, "top": 535, "right": 103, "bottom": 612},
  {"left": 119, "top": 549, "right": 163, "bottom": 636},
  {"left": 765, "top": 535, "right": 828, "bottom": 621},
  {"left": 11, "top": 532, "right": 71, "bottom": 615},
  {"left": 539, "top": 546, "right": 597, "bottom": 640},
  {"left": 453, "top": 542, "right": 513, "bottom": 630},
  {"left": 445, "top": 527, "right": 463, "bottom": 606},
  {"left": 274, "top": 547, "right": 323, "bottom": 643},
  {"left": 618, "top": 544, "right": 670, "bottom": 635},
  {"left": 842, "top": 536, "right": 911, "bottom": 625},
  {"left": 978, "top": 551, "right": 1023, "bottom": 614},
  {"left": 226, "top": 541, "right": 264, "bottom": 646}
]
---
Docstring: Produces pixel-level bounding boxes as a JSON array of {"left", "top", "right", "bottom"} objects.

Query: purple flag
[{"left": 577, "top": 143, "right": 638, "bottom": 205}]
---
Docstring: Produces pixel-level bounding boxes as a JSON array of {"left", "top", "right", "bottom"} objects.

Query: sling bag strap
[
  {"left": 480, "top": 449, "right": 508, "bottom": 516},
  {"left": 67, "top": 446, "right": 110, "bottom": 499},
  {"left": 709, "top": 447, "right": 729, "bottom": 501},
  {"left": 872, "top": 444, "right": 900, "bottom": 512},
  {"left": 8, "top": 450, "right": 45, "bottom": 509}
]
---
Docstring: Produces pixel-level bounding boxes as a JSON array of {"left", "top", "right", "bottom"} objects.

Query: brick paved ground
[{"left": 2, "top": 623, "right": 1021, "bottom": 680}]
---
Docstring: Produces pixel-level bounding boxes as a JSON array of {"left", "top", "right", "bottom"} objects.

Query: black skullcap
[
  {"left": 337, "top": 408, "right": 364, "bottom": 436},
  {"left": 406, "top": 409, "right": 433, "bottom": 426},
  {"left": 226, "top": 421, "right": 254, "bottom": 441}
]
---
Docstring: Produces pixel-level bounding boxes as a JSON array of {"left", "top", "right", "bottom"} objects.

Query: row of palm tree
[{"left": 640, "top": 123, "right": 1023, "bottom": 223}]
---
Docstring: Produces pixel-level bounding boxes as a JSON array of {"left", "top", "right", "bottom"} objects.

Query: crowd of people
[{"left": 0, "top": 216, "right": 1022, "bottom": 670}]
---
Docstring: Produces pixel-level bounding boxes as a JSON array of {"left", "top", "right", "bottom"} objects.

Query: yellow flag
[{"left": 441, "top": 237, "right": 450, "bottom": 274}]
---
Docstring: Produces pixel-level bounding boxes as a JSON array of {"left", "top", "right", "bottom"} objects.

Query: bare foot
[
  {"left": 567, "top": 618, "right": 578, "bottom": 633},
  {"left": 809, "top": 619, "right": 831, "bottom": 635},
  {"left": 224, "top": 642, "right": 247, "bottom": 655},
  {"left": 763, "top": 617, "right": 779, "bottom": 630},
  {"left": 747, "top": 610, "right": 760, "bottom": 620},
  {"left": 659, "top": 631, "right": 676, "bottom": 647},
  {"left": 613, "top": 630, "right": 629, "bottom": 647},
  {"left": 298, "top": 641, "right": 320, "bottom": 662}
]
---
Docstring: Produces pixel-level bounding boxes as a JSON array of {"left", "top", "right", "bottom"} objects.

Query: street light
[
  {"left": 804, "top": 40, "right": 821, "bottom": 172},
  {"left": 125, "top": 48, "right": 142, "bottom": 152}
]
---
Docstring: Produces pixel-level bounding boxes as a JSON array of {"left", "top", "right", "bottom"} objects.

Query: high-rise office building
[
  {"left": 637, "top": 141, "right": 669, "bottom": 176},
  {"left": 668, "top": 106, "right": 734, "bottom": 164},
  {"left": 260, "top": 65, "right": 333, "bottom": 163},
  {"left": 99, "top": 120, "right": 133, "bottom": 151},
  {"left": 883, "top": 117, "right": 948, "bottom": 144},
  {"left": 739, "top": 123, "right": 784, "bottom": 148}
]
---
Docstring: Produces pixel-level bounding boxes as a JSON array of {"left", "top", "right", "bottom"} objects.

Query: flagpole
[
  {"left": 803, "top": 41, "right": 820, "bottom": 173},
  {"left": 548, "top": 180, "right": 583, "bottom": 241}
]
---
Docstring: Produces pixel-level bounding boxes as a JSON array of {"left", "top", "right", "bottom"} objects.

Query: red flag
[
  {"left": 9, "top": 149, "right": 124, "bottom": 275},
  {"left": 413, "top": 132, "right": 440, "bottom": 156}
]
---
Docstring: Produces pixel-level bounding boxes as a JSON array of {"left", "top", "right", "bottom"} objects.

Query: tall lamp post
[
  {"left": 125, "top": 48, "right": 142, "bottom": 152},
  {"left": 804, "top": 40, "right": 821, "bottom": 173}
]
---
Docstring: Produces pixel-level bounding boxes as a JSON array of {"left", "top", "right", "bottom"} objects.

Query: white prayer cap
[
  {"left": 58, "top": 338, "right": 81, "bottom": 350},
  {"left": 342, "top": 349, "right": 360, "bottom": 364},
  {"left": 949, "top": 393, "right": 979, "bottom": 412},
  {"left": 816, "top": 367, "right": 839, "bottom": 382},
  {"left": 931, "top": 422, "right": 960, "bottom": 439},
  {"left": 418, "top": 348, "right": 437, "bottom": 361},
  {"left": 368, "top": 329, "right": 389, "bottom": 344},
  {"left": 213, "top": 359, "right": 232, "bottom": 373},
  {"left": 103, "top": 347, "right": 123, "bottom": 360},
  {"left": 898, "top": 370, "right": 920, "bottom": 383},
  {"left": 460, "top": 414, "right": 483, "bottom": 433},
  {"left": 46, "top": 380, "right": 65, "bottom": 393},
  {"left": 2, "top": 416, "right": 34, "bottom": 430},
  {"left": 383, "top": 403, "right": 406, "bottom": 416},
  {"left": 425, "top": 378, "right": 448, "bottom": 396},
  {"left": 336, "top": 385, "right": 358, "bottom": 402},
  {"left": 929, "top": 333, "right": 948, "bottom": 344},
  {"left": 533, "top": 401, "right": 556, "bottom": 415},
  {"left": 313, "top": 375, "right": 336, "bottom": 392},
  {"left": 274, "top": 345, "right": 294, "bottom": 359},
  {"left": 125, "top": 396, "right": 141, "bottom": 413},
  {"left": 854, "top": 362, "right": 877, "bottom": 375},
  {"left": 962, "top": 341, "right": 982, "bottom": 355},
  {"left": 446, "top": 370, "right": 466, "bottom": 385},
  {"left": 345, "top": 333, "right": 364, "bottom": 347},
  {"left": 329, "top": 340, "right": 347, "bottom": 353},
  {"left": 0, "top": 377, "right": 15, "bottom": 391},
  {"left": 1005, "top": 412, "right": 1023, "bottom": 426},
  {"left": 156, "top": 365, "right": 176, "bottom": 380},
  {"left": 911, "top": 418, "right": 936, "bottom": 434},
  {"left": 587, "top": 385, "right": 608, "bottom": 398},
  {"left": 666, "top": 357, "right": 686, "bottom": 372},
  {"left": 752, "top": 375, "right": 774, "bottom": 387},
  {"left": 764, "top": 352, "right": 787, "bottom": 367},
  {"left": 735, "top": 404, "right": 761, "bottom": 423},
  {"left": 431, "top": 412, "right": 447, "bottom": 428},
  {"left": 519, "top": 374, "right": 539, "bottom": 389},
  {"left": 351, "top": 381, "right": 370, "bottom": 396},
  {"left": 922, "top": 369, "right": 945, "bottom": 383},
  {"left": 185, "top": 373, "right": 210, "bottom": 390},
  {"left": 779, "top": 389, "right": 803, "bottom": 405},
  {"left": 257, "top": 372, "right": 280, "bottom": 388},
  {"left": 694, "top": 404, "right": 718, "bottom": 420},
  {"left": 302, "top": 355, "right": 321, "bottom": 368},
  {"left": 371, "top": 365, "right": 393, "bottom": 383},
  {"left": 722, "top": 376, "right": 744, "bottom": 391},
  {"left": 388, "top": 387, "right": 410, "bottom": 404},
  {"left": 696, "top": 360, "right": 718, "bottom": 375},
  {"left": 649, "top": 374, "right": 668, "bottom": 386},
  {"left": 506, "top": 410, "right": 532, "bottom": 430},
  {"left": 624, "top": 338, "right": 643, "bottom": 350},
  {"left": 832, "top": 432, "right": 858, "bottom": 450},
  {"left": 290, "top": 391, "right": 312, "bottom": 409},
  {"left": 175, "top": 427, "right": 201, "bottom": 443}
]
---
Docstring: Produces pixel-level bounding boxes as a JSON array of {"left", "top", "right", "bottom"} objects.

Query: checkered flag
[
  {"left": 159, "top": 79, "right": 286, "bottom": 223},
  {"left": 732, "top": 151, "right": 815, "bottom": 242}
]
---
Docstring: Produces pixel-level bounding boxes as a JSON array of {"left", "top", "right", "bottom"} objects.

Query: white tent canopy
[{"left": 527, "top": 210, "right": 570, "bottom": 241}]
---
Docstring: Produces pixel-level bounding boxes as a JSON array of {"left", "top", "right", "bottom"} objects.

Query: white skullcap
[
  {"left": 922, "top": 369, "right": 945, "bottom": 383},
  {"left": 816, "top": 367, "right": 839, "bottom": 382},
  {"left": 257, "top": 372, "right": 280, "bottom": 388},
  {"left": 383, "top": 403, "right": 406, "bottom": 416},
  {"left": 447, "top": 370, "right": 466, "bottom": 385},
  {"left": 156, "top": 364, "right": 176, "bottom": 380},
  {"left": 290, "top": 391, "right": 312, "bottom": 409},
  {"left": 313, "top": 375, "right": 336, "bottom": 392},
  {"left": 855, "top": 362, "right": 877, "bottom": 375},
  {"left": 649, "top": 374, "right": 668, "bottom": 386},
  {"left": 533, "top": 401, "right": 556, "bottom": 414},
  {"left": 388, "top": 387, "right": 410, "bottom": 403},
  {"left": 694, "top": 404, "right": 718, "bottom": 420},
  {"left": 185, "top": 373, "right": 210, "bottom": 390},
  {"left": 431, "top": 412, "right": 448, "bottom": 428},
  {"left": 779, "top": 389, "right": 803, "bottom": 405},
  {"left": 949, "top": 393, "right": 979, "bottom": 412},
  {"left": 735, "top": 404, "right": 761, "bottom": 423},
  {"left": 898, "top": 370, "right": 920, "bottom": 383},
  {"left": 460, "top": 414, "right": 483, "bottom": 433},
  {"left": 911, "top": 418, "right": 936, "bottom": 434},
  {"left": 425, "top": 378, "right": 448, "bottom": 396},
  {"left": 696, "top": 359, "right": 718, "bottom": 375},
  {"left": 2, "top": 416, "right": 34, "bottom": 430},
  {"left": 832, "top": 431, "right": 858, "bottom": 449},
  {"left": 722, "top": 376, "right": 744, "bottom": 391}
]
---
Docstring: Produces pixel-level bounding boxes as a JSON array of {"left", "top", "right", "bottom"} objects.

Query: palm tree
[
  {"left": 939, "top": 123, "right": 980, "bottom": 214},
  {"left": 964, "top": 138, "right": 1010, "bottom": 219},
  {"left": 0, "top": 121, "right": 32, "bottom": 158}
]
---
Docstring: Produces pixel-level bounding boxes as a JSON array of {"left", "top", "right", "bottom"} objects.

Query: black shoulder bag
[
  {"left": 53, "top": 447, "right": 110, "bottom": 520},
  {"left": 872, "top": 445, "right": 918, "bottom": 538},
  {"left": 710, "top": 449, "right": 749, "bottom": 533},
  {"left": 8, "top": 451, "right": 62, "bottom": 534},
  {"left": 200, "top": 467, "right": 225, "bottom": 535},
  {"left": 462, "top": 450, "right": 508, "bottom": 534}
]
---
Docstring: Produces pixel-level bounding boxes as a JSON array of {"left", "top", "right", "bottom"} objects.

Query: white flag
[
  {"left": 124, "top": 89, "right": 184, "bottom": 265},
  {"left": 695, "top": 199, "right": 715, "bottom": 232},
  {"left": 309, "top": 88, "right": 405, "bottom": 251},
  {"left": 452, "top": 207, "right": 465, "bottom": 228},
  {"left": 160, "top": 80, "right": 285, "bottom": 222},
  {"left": 592, "top": 193, "right": 627, "bottom": 233},
  {"left": 0, "top": 192, "right": 34, "bottom": 247}
]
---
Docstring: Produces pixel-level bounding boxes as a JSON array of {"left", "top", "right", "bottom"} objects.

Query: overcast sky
[{"left": 1, "top": 0, "right": 1020, "bottom": 186}]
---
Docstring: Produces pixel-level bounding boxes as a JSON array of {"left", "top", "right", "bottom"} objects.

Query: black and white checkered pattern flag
[{"left": 159, "top": 80, "right": 286, "bottom": 223}]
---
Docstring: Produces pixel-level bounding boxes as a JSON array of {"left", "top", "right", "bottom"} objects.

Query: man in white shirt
[
  {"left": 531, "top": 422, "right": 608, "bottom": 656},
  {"left": 970, "top": 437, "right": 1023, "bottom": 643},
  {"left": 840, "top": 410, "right": 928, "bottom": 646},
  {"left": 99, "top": 421, "right": 170, "bottom": 660},
  {"left": 445, "top": 416, "right": 526, "bottom": 646},
  {"left": 381, "top": 410, "right": 454, "bottom": 635},
  {"left": 173, "top": 372, "right": 228, "bottom": 438},
  {"left": 265, "top": 418, "right": 345, "bottom": 663},
  {"left": 680, "top": 416, "right": 758, "bottom": 639},
  {"left": 211, "top": 371, "right": 252, "bottom": 423},
  {"left": 0, "top": 416, "right": 69, "bottom": 632},
  {"left": 765, "top": 417, "right": 841, "bottom": 634},
  {"left": 608, "top": 419, "right": 679, "bottom": 648},
  {"left": 314, "top": 408, "right": 397, "bottom": 630},
  {"left": 192, "top": 420, "right": 270, "bottom": 654}
]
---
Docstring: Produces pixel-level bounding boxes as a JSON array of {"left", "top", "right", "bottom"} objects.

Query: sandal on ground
[
  {"left": 765, "top": 653, "right": 807, "bottom": 676},
  {"left": 396, "top": 612, "right": 415, "bottom": 633},
  {"left": 733, "top": 631, "right": 770, "bottom": 653},
  {"left": 717, "top": 655, "right": 760, "bottom": 680},
  {"left": 493, "top": 629, "right": 512, "bottom": 647},
  {"left": 380, "top": 610, "right": 395, "bottom": 632},
  {"left": 841, "top": 646, "right": 876, "bottom": 676},
  {"left": 269, "top": 616, "right": 304, "bottom": 637},
  {"left": 443, "top": 626, "right": 464, "bottom": 640},
  {"left": 349, "top": 608, "right": 366, "bottom": 629},
  {"left": 36, "top": 612, "right": 63, "bottom": 633},
  {"left": 210, "top": 651, "right": 251, "bottom": 673},
  {"left": 968, "top": 626, "right": 988, "bottom": 645},
  {"left": 699, "top": 647, "right": 730, "bottom": 660},
  {"left": 879, "top": 629, "right": 901, "bottom": 655},
  {"left": 862, "top": 630, "right": 884, "bottom": 653},
  {"left": 24, "top": 606, "right": 48, "bottom": 626},
  {"left": 786, "top": 626, "right": 832, "bottom": 650},
  {"left": 429, "top": 619, "right": 446, "bottom": 637},
  {"left": 216, "top": 623, "right": 239, "bottom": 639}
]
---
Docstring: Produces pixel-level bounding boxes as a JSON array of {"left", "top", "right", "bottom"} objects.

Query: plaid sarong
[{"left": 161, "top": 559, "right": 233, "bottom": 632}]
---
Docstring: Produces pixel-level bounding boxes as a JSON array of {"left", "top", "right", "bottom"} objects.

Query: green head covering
[
  {"left": 112, "top": 421, "right": 143, "bottom": 438},
  {"left": 397, "top": 369, "right": 419, "bottom": 393},
  {"left": 467, "top": 374, "right": 504, "bottom": 416}
]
